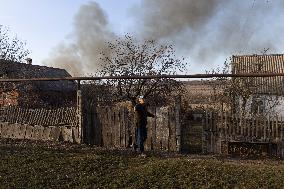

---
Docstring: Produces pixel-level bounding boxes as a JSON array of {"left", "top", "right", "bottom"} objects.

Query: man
[{"left": 134, "top": 96, "right": 155, "bottom": 157}]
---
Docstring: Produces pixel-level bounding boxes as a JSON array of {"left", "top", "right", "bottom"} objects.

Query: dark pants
[{"left": 136, "top": 126, "right": 147, "bottom": 153}]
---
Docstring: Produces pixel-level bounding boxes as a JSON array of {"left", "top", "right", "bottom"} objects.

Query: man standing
[{"left": 134, "top": 96, "right": 155, "bottom": 157}]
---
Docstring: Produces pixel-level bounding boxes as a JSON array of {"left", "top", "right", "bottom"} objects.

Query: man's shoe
[{"left": 139, "top": 153, "right": 147, "bottom": 158}]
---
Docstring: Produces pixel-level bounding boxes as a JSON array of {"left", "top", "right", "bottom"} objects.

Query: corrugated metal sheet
[{"left": 232, "top": 54, "right": 284, "bottom": 95}]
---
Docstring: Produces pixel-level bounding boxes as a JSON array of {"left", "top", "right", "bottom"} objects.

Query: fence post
[
  {"left": 175, "top": 96, "right": 181, "bottom": 152},
  {"left": 76, "top": 80, "right": 83, "bottom": 143},
  {"left": 202, "top": 110, "right": 210, "bottom": 154}
]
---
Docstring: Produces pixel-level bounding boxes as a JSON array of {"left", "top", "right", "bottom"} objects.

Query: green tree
[{"left": 0, "top": 25, "right": 30, "bottom": 62}]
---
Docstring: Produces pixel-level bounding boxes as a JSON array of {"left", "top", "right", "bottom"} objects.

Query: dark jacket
[{"left": 134, "top": 103, "right": 154, "bottom": 127}]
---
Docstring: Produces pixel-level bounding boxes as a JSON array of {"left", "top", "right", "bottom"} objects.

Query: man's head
[{"left": 138, "top": 96, "right": 145, "bottom": 104}]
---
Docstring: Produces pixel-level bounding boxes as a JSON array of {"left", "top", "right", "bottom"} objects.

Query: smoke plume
[
  {"left": 134, "top": 0, "right": 284, "bottom": 64},
  {"left": 44, "top": 1, "right": 115, "bottom": 76},
  {"left": 45, "top": 0, "right": 284, "bottom": 75}
]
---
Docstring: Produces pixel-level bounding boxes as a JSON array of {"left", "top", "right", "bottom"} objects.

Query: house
[
  {"left": 0, "top": 59, "right": 76, "bottom": 108},
  {"left": 182, "top": 80, "right": 227, "bottom": 110},
  {"left": 232, "top": 54, "right": 284, "bottom": 116}
]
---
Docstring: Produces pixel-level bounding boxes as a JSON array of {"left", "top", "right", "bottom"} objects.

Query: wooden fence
[
  {"left": 204, "top": 111, "right": 284, "bottom": 156},
  {"left": 83, "top": 103, "right": 181, "bottom": 152},
  {"left": 0, "top": 106, "right": 77, "bottom": 126}
]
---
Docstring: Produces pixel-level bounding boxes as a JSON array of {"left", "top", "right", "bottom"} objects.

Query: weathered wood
[
  {"left": 276, "top": 116, "right": 279, "bottom": 141},
  {"left": 169, "top": 107, "right": 176, "bottom": 151},
  {"left": 281, "top": 117, "right": 283, "bottom": 141}
]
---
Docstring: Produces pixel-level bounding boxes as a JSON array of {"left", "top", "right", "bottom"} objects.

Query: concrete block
[
  {"left": 5, "top": 123, "right": 15, "bottom": 138},
  {"left": 12, "top": 123, "right": 21, "bottom": 139},
  {"left": 18, "top": 124, "right": 27, "bottom": 139},
  {"left": 33, "top": 125, "right": 44, "bottom": 140},
  {"left": 1, "top": 123, "right": 9, "bottom": 137},
  {"left": 25, "top": 125, "right": 34, "bottom": 139},
  {"left": 50, "top": 127, "right": 61, "bottom": 141},
  {"left": 42, "top": 127, "right": 51, "bottom": 141},
  {"left": 72, "top": 127, "right": 81, "bottom": 144},
  {"left": 61, "top": 126, "right": 73, "bottom": 142}
]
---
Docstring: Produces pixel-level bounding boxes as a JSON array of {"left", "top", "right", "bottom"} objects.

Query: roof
[
  {"left": 232, "top": 54, "right": 284, "bottom": 95},
  {"left": 0, "top": 59, "right": 76, "bottom": 92}
]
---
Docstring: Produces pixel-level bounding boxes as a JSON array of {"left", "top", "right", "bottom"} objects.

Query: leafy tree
[
  {"left": 96, "top": 35, "right": 187, "bottom": 105},
  {"left": 0, "top": 25, "right": 30, "bottom": 62}
]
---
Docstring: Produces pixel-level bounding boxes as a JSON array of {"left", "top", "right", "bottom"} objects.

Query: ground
[{"left": 1, "top": 139, "right": 284, "bottom": 189}]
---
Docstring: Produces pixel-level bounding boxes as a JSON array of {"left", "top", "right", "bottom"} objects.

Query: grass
[{"left": 1, "top": 139, "right": 284, "bottom": 188}]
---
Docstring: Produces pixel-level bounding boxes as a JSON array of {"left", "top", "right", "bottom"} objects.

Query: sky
[
  {"left": 0, "top": 0, "right": 138, "bottom": 66},
  {"left": 1, "top": 0, "right": 284, "bottom": 75}
]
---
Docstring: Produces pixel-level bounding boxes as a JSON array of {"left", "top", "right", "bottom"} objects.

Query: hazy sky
[
  {"left": 1, "top": 0, "right": 284, "bottom": 75},
  {"left": 0, "top": 0, "right": 138, "bottom": 65}
]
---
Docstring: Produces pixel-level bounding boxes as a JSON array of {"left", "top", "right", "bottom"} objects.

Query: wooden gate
[{"left": 82, "top": 101, "right": 182, "bottom": 152}]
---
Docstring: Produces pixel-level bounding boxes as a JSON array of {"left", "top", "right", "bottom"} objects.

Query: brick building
[{"left": 0, "top": 59, "right": 76, "bottom": 108}]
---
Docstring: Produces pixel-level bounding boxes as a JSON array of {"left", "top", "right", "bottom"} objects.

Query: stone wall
[
  {"left": 0, "top": 122, "right": 80, "bottom": 143},
  {"left": 0, "top": 106, "right": 80, "bottom": 143}
]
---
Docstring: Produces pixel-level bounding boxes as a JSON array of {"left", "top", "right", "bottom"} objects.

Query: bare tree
[
  {"left": 95, "top": 35, "right": 187, "bottom": 105},
  {"left": 208, "top": 58, "right": 279, "bottom": 116},
  {"left": 0, "top": 25, "right": 30, "bottom": 62}
]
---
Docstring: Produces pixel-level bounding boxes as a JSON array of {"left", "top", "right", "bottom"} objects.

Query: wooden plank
[
  {"left": 240, "top": 113, "right": 244, "bottom": 136},
  {"left": 154, "top": 107, "right": 160, "bottom": 151},
  {"left": 268, "top": 116, "right": 271, "bottom": 140},
  {"left": 100, "top": 107, "right": 105, "bottom": 147},
  {"left": 121, "top": 108, "right": 126, "bottom": 148},
  {"left": 102, "top": 107, "right": 106, "bottom": 147},
  {"left": 115, "top": 108, "right": 119, "bottom": 148},
  {"left": 244, "top": 118, "right": 249, "bottom": 139},
  {"left": 202, "top": 110, "right": 208, "bottom": 153},
  {"left": 272, "top": 117, "right": 275, "bottom": 140},
  {"left": 117, "top": 108, "right": 121, "bottom": 148},
  {"left": 108, "top": 107, "right": 113, "bottom": 148},
  {"left": 260, "top": 117, "right": 264, "bottom": 141},
  {"left": 263, "top": 117, "right": 266, "bottom": 141},
  {"left": 152, "top": 107, "right": 158, "bottom": 151},
  {"left": 224, "top": 112, "right": 227, "bottom": 139},
  {"left": 281, "top": 116, "right": 283, "bottom": 141},
  {"left": 253, "top": 116, "right": 257, "bottom": 140},
  {"left": 166, "top": 108, "right": 170, "bottom": 151},
  {"left": 227, "top": 112, "right": 231, "bottom": 139},
  {"left": 145, "top": 107, "right": 153, "bottom": 151},
  {"left": 256, "top": 115, "right": 259, "bottom": 139},
  {"left": 170, "top": 107, "right": 177, "bottom": 152},
  {"left": 276, "top": 116, "right": 279, "bottom": 141},
  {"left": 162, "top": 108, "right": 169, "bottom": 151},
  {"left": 236, "top": 113, "right": 240, "bottom": 136},
  {"left": 220, "top": 111, "right": 224, "bottom": 139},
  {"left": 232, "top": 113, "right": 236, "bottom": 140}
]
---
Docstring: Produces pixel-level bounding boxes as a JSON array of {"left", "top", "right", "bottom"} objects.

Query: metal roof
[{"left": 232, "top": 54, "right": 284, "bottom": 95}]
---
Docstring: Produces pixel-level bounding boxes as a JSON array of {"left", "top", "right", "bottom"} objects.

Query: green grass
[{"left": 1, "top": 139, "right": 284, "bottom": 189}]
